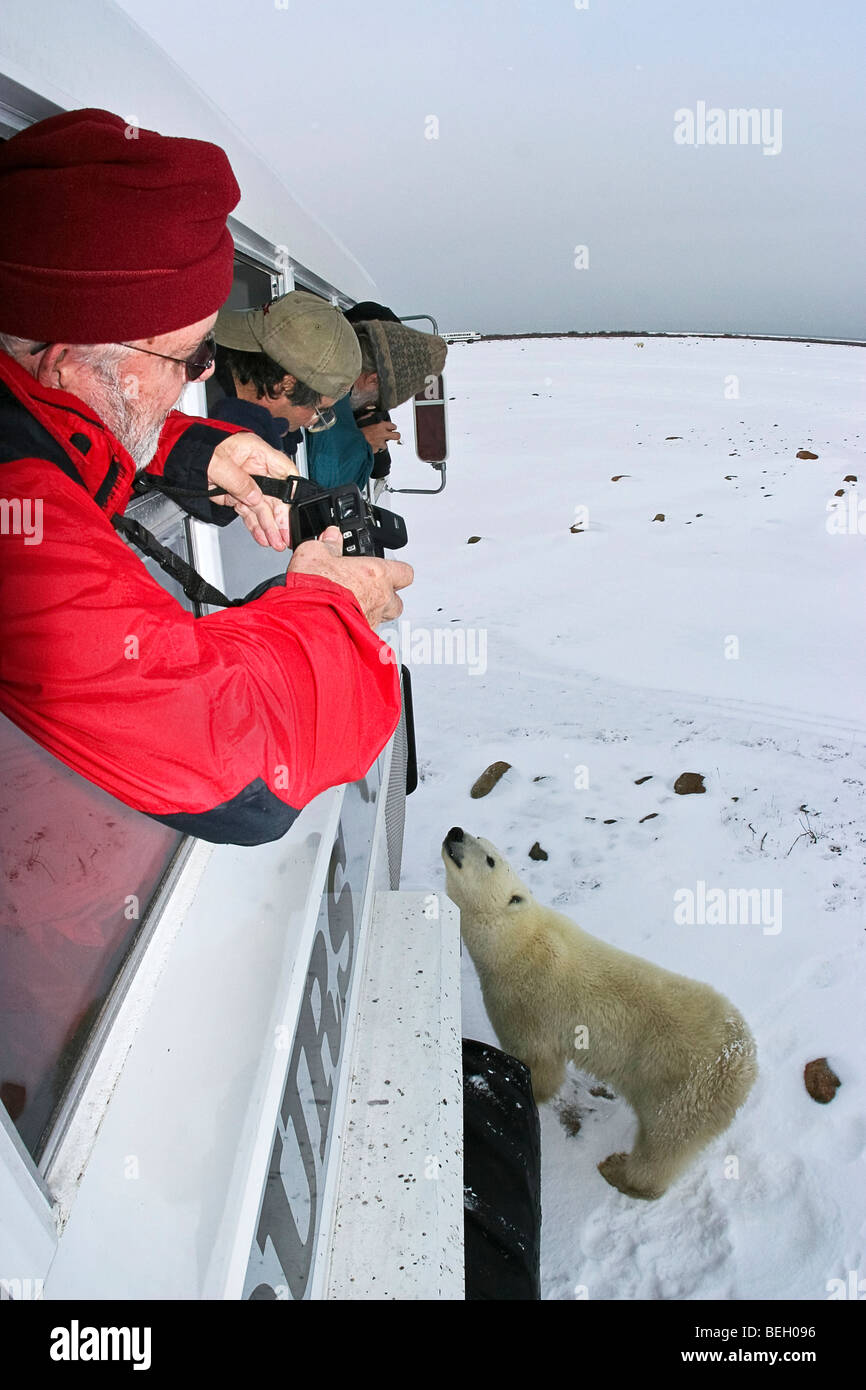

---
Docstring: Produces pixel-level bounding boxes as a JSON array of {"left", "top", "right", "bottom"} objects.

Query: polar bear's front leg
[
  {"left": 524, "top": 1051, "right": 566, "bottom": 1104},
  {"left": 598, "top": 1151, "right": 665, "bottom": 1200},
  {"left": 598, "top": 1123, "right": 687, "bottom": 1200}
]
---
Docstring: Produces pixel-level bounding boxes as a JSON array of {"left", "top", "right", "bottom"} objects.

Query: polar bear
[{"left": 442, "top": 828, "right": 757, "bottom": 1199}]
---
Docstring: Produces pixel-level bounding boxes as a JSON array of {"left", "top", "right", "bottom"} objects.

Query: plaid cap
[{"left": 357, "top": 320, "right": 448, "bottom": 409}]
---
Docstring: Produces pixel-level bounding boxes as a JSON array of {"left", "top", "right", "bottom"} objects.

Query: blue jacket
[{"left": 305, "top": 395, "right": 374, "bottom": 490}]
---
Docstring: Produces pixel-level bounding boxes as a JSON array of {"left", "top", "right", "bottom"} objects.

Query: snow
[{"left": 390, "top": 335, "right": 866, "bottom": 1301}]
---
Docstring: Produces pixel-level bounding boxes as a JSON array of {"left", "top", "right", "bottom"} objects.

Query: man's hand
[
  {"left": 207, "top": 432, "right": 298, "bottom": 550},
  {"left": 288, "top": 526, "right": 413, "bottom": 627},
  {"left": 359, "top": 420, "right": 401, "bottom": 452}
]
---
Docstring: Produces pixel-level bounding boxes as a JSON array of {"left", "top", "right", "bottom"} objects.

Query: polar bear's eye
[
  {"left": 486, "top": 855, "right": 495, "bottom": 867},
  {"left": 509, "top": 894, "right": 523, "bottom": 905}
]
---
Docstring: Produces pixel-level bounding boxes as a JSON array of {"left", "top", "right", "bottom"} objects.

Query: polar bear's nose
[{"left": 442, "top": 827, "right": 465, "bottom": 867}]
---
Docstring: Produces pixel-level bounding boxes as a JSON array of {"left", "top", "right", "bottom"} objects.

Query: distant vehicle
[
  {"left": 443, "top": 331, "right": 482, "bottom": 343},
  {"left": 0, "top": 0, "right": 460, "bottom": 1302}
]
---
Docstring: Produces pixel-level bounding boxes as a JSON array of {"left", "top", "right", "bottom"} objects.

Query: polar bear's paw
[{"left": 598, "top": 1151, "right": 664, "bottom": 1201}]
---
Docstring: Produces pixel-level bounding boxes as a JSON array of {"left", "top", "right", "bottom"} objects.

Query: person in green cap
[{"left": 212, "top": 290, "right": 361, "bottom": 462}]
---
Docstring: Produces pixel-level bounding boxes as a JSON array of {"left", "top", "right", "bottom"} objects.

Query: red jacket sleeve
[
  {"left": 143, "top": 408, "right": 252, "bottom": 527},
  {"left": 147, "top": 408, "right": 248, "bottom": 471},
  {"left": 0, "top": 459, "right": 401, "bottom": 840}
]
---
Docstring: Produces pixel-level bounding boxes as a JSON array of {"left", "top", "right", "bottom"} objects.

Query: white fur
[{"left": 442, "top": 831, "right": 757, "bottom": 1199}]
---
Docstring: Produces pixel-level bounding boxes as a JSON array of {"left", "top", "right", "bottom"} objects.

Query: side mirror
[
  {"left": 413, "top": 374, "right": 448, "bottom": 464},
  {"left": 385, "top": 314, "right": 449, "bottom": 495}
]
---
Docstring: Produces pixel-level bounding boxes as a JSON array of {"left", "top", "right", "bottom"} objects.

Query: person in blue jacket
[{"left": 306, "top": 312, "right": 447, "bottom": 491}]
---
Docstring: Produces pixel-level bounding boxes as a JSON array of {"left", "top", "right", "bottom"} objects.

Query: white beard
[
  {"left": 90, "top": 361, "right": 182, "bottom": 471},
  {"left": 349, "top": 383, "right": 379, "bottom": 411}
]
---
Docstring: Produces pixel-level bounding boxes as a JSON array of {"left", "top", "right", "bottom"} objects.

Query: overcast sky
[{"left": 116, "top": 0, "right": 864, "bottom": 339}]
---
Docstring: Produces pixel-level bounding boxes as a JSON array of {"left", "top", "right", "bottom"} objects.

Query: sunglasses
[
  {"left": 115, "top": 334, "right": 217, "bottom": 382},
  {"left": 29, "top": 334, "right": 217, "bottom": 383}
]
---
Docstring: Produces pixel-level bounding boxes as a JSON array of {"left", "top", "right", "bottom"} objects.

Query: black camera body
[
  {"left": 254, "top": 475, "right": 407, "bottom": 558},
  {"left": 353, "top": 406, "right": 390, "bottom": 428}
]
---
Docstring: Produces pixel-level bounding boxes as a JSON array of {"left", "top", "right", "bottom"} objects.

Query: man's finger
[
  {"left": 224, "top": 466, "right": 292, "bottom": 548},
  {"left": 383, "top": 559, "right": 414, "bottom": 591},
  {"left": 379, "top": 591, "right": 404, "bottom": 623},
  {"left": 235, "top": 494, "right": 290, "bottom": 550},
  {"left": 256, "top": 451, "right": 299, "bottom": 480},
  {"left": 249, "top": 496, "right": 289, "bottom": 550},
  {"left": 317, "top": 525, "right": 344, "bottom": 558}
]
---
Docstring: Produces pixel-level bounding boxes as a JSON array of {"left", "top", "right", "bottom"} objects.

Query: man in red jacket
[{"left": 0, "top": 108, "right": 411, "bottom": 846}]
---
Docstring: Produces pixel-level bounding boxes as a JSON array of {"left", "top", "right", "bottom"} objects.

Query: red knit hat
[{"left": 0, "top": 108, "right": 241, "bottom": 343}]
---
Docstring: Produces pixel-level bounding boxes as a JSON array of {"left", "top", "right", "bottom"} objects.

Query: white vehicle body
[{"left": 0, "top": 0, "right": 462, "bottom": 1301}]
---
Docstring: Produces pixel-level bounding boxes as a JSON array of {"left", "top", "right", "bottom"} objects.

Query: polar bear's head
[{"left": 441, "top": 827, "right": 532, "bottom": 921}]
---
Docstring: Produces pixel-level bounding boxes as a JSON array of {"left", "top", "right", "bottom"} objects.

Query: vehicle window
[
  {"left": 0, "top": 494, "right": 194, "bottom": 1160},
  {"left": 0, "top": 717, "right": 184, "bottom": 1159}
]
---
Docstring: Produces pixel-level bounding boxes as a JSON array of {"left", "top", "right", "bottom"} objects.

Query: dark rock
[
  {"left": 470, "top": 761, "right": 512, "bottom": 798},
  {"left": 528, "top": 842, "right": 548, "bottom": 861},
  {"left": 804, "top": 1057, "right": 841, "bottom": 1104},
  {"left": 674, "top": 772, "right": 706, "bottom": 795},
  {"left": 467, "top": 536, "right": 482, "bottom": 544},
  {"left": 844, "top": 474, "right": 857, "bottom": 482},
  {"left": 652, "top": 513, "right": 665, "bottom": 522},
  {"left": 639, "top": 812, "right": 658, "bottom": 823},
  {"left": 796, "top": 449, "right": 819, "bottom": 460}
]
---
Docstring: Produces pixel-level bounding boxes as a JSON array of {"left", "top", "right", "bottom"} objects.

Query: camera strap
[
  {"left": 110, "top": 471, "right": 302, "bottom": 609},
  {"left": 112, "top": 511, "right": 241, "bottom": 609},
  {"left": 131, "top": 471, "right": 306, "bottom": 507}
]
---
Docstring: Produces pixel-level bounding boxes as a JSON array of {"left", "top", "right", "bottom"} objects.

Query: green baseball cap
[{"left": 215, "top": 289, "right": 361, "bottom": 398}]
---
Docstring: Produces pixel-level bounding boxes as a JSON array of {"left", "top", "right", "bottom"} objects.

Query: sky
[{"left": 115, "top": 0, "right": 865, "bottom": 338}]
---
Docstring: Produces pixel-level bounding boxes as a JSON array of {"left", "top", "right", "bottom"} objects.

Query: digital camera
[{"left": 255, "top": 475, "right": 407, "bottom": 558}]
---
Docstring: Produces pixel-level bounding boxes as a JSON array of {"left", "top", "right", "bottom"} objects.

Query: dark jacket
[{"left": 209, "top": 394, "right": 302, "bottom": 460}]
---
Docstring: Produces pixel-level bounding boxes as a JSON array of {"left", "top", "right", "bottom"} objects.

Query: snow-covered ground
[{"left": 389, "top": 335, "right": 865, "bottom": 1301}]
